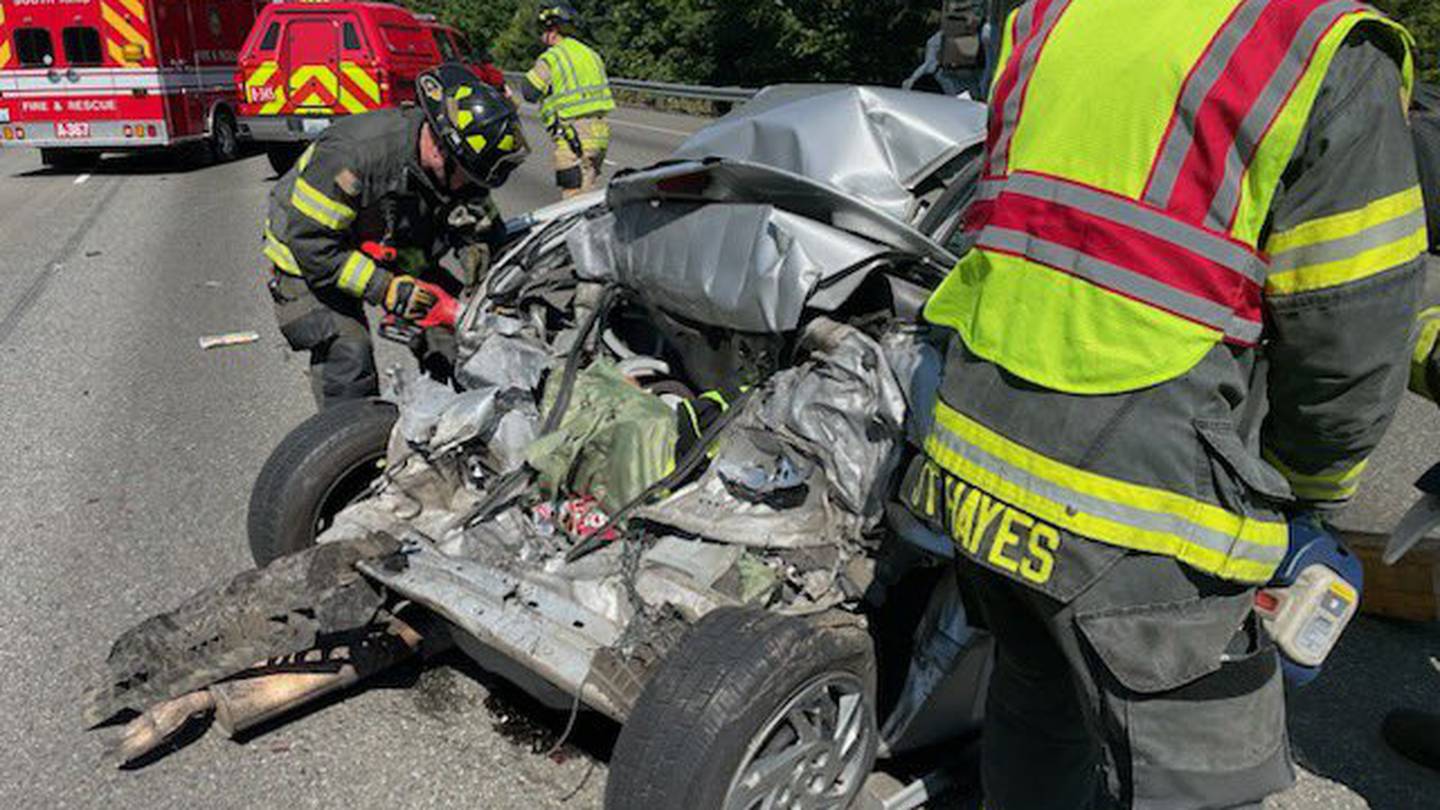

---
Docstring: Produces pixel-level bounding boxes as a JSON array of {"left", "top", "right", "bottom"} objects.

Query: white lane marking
[
  {"left": 607, "top": 118, "right": 693, "bottom": 138},
  {"left": 604, "top": 160, "right": 617, "bottom": 167},
  {"left": 73, "top": 173, "right": 91, "bottom": 185}
]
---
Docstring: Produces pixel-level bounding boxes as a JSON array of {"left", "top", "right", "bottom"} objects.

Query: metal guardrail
[{"left": 503, "top": 71, "right": 758, "bottom": 104}]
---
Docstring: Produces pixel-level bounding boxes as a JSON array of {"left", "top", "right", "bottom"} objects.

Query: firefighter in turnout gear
[
  {"left": 522, "top": 2, "right": 615, "bottom": 197},
  {"left": 901, "top": 1, "right": 1428, "bottom": 807},
  {"left": 263, "top": 64, "right": 528, "bottom": 409}
]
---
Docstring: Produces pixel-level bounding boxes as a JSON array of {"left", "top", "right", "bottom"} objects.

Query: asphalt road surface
[{"left": 0, "top": 101, "right": 1436, "bottom": 810}]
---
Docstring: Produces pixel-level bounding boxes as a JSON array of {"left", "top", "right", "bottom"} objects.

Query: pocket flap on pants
[{"left": 1076, "top": 594, "right": 1249, "bottom": 694}]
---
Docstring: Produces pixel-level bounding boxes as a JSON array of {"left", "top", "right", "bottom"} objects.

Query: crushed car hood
[{"left": 672, "top": 85, "right": 988, "bottom": 223}]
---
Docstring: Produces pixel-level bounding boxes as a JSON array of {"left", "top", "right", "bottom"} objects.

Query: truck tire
[
  {"left": 605, "top": 607, "right": 879, "bottom": 810},
  {"left": 40, "top": 148, "right": 99, "bottom": 172},
  {"left": 266, "top": 143, "right": 306, "bottom": 176},
  {"left": 246, "top": 399, "right": 397, "bottom": 567},
  {"left": 209, "top": 110, "right": 240, "bottom": 164}
]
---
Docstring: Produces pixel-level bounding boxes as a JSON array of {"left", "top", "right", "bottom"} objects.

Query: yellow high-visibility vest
[
  {"left": 534, "top": 38, "right": 614, "bottom": 128},
  {"left": 924, "top": 0, "right": 1415, "bottom": 394}
]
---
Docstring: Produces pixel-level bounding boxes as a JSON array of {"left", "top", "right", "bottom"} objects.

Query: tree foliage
[
  {"left": 1376, "top": 0, "right": 1440, "bottom": 83},
  {"left": 404, "top": 1, "right": 1437, "bottom": 87}
]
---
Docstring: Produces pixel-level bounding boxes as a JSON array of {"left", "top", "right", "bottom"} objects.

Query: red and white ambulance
[{"left": 0, "top": 0, "right": 262, "bottom": 168}]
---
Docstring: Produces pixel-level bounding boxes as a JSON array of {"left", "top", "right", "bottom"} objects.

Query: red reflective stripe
[
  {"left": 984, "top": 0, "right": 1066, "bottom": 175},
  {"left": 1161, "top": 0, "right": 1344, "bottom": 224},
  {"left": 1141, "top": 0, "right": 1256, "bottom": 200},
  {"left": 977, "top": 191, "right": 1262, "bottom": 321}
]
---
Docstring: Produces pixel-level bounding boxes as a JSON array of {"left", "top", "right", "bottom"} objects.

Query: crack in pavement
[{"left": 0, "top": 177, "right": 123, "bottom": 346}]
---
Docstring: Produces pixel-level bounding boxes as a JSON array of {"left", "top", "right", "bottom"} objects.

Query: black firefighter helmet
[
  {"left": 538, "top": 2, "right": 579, "bottom": 31},
  {"left": 416, "top": 63, "right": 529, "bottom": 189}
]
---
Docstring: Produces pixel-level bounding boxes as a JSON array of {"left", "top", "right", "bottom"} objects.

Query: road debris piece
[{"left": 198, "top": 331, "right": 260, "bottom": 350}]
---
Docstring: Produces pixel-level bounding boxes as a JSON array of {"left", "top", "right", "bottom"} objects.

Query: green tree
[{"left": 1378, "top": 0, "right": 1440, "bottom": 83}]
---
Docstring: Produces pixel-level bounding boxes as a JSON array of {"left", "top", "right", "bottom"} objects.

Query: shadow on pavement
[
  {"left": 1285, "top": 615, "right": 1440, "bottom": 809},
  {"left": 8, "top": 144, "right": 266, "bottom": 179}
]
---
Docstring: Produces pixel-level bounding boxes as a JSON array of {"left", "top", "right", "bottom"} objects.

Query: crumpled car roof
[{"left": 672, "top": 85, "right": 988, "bottom": 222}]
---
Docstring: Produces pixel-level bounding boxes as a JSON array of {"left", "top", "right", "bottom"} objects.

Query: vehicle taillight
[
  {"left": 376, "top": 67, "right": 390, "bottom": 100},
  {"left": 147, "top": 125, "right": 157, "bottom": 137},
  {"left": 14, "top": 127, "right": 23, "bottom": 140},
  {"left": 123, "top": 125, "right": 133, "bottom": 137},
  {"left": 2, "top": 126, "right": 12, "bottom": 140}
]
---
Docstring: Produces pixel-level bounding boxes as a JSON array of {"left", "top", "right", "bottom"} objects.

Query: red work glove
[{"left": 416, "top": 287, "right": 460, "bottom": 329}]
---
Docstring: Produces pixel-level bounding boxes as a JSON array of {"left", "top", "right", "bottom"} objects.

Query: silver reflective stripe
[
  {"left": 928, "top": 419, "right": 1287, "bottom": 567},
  {"left": 979, "top": 226, "right": 1240, "bottom": 332},
  {"left": 1145, "top": 0, "right": 1270, "bottom": 208},
  {"left": 1001, "top": 172, "right": 1265, "bottom": 283},
  {"left": 1207, "top": 0, "right": 1361, "bottom": 228},
  {"left": 990, "top": 0, "right": 1073, "bottom": 173},
  {"left": 1270, "top": 207, "right": 1427, "bottom": 271}
]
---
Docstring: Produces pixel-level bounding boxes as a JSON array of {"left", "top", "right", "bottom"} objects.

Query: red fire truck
[{"left": 0, "top": 0, "right": 262, "bottom": 169}]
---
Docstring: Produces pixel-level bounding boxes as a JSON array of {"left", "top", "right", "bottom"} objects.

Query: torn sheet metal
[
  {"left": 754, "top": 320, "right": 908, "bottom": 518},
  {"left": 568, "top": 199, "right": 887, "bottom": 333},
  {"left": 674, "top": 85, "right": 987, "bottom": 222},
  {"left": 83, "top": 534, "right": 398, "bottom": 728},
  {"left": 640, "top": 320, "right": 908, "bottom": 543},
  {"left": 357, "top": 539, "right": 630, "bottom": 720}
]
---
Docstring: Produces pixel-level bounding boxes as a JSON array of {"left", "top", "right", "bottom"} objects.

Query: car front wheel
[
  {"left": 246, "top": 398, "right": 397, "bottom": 566},
  {"left": 605, "top": 607, "right": 878, "bottom": 810}
]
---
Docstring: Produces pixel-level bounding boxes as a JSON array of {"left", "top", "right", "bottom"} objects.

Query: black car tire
[
  {"left": 265, "top": 143, "right": 306, "bottom": 176},
  {"left": 209, "top": 110, "right": 240, "bottom": 164},
  {"left": 246, "top": 398, "right": 397, "bottom": 567},
  {"left": 605, "top": 607, "right": 878, "bottom": 810}
]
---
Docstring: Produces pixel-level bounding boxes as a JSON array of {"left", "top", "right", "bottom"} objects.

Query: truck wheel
[
  {"left": 265, "top": 143, "right": 306, "bottom": 176},
  {"left": 246, "top": 399, "right": 397, "bottom": 567},
  {"left": 605, "top": 607, "right": 878, "bottom": 810},
  {"left": 209, "top": 110, "right": 240, "bottom": 164},
  {"left": 40, "top": 148, "right": 99, "bottom": 172}
]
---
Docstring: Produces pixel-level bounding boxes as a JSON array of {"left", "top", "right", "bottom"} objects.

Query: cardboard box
[{"left": 1343, "top": 532, "right": 1440, "bottom": 623}]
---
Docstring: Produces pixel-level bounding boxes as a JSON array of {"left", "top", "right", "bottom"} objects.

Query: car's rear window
[
  {"left": 257, "top": 21, "right": 281, "bottom": 52},
  {"left": 62, "top": 27, "right": 103, "bottom": 66},
  {"left": 380, "top": 24, "right": 431, "bottom": 55},
  {"left": 14, "top": 28, "right": 54, "bottom": 67}
]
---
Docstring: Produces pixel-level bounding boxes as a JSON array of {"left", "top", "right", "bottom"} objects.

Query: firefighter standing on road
[
  {"left": 263, "top": 64, "right": 528, "bottom": 409},
  {"left": 901, "top": 1, "right": 1427, "bottom": 807},
  {"left": 522, "top": 3, "right": 615, "bottom": 198}
]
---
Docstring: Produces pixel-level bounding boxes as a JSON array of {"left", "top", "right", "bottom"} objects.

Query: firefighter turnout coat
[
  {"left": 263, "top": 106, "right": 498, "bottom": 304},
  {"left": 909, "top": 0, "right": 1428, "bottom": 589}
]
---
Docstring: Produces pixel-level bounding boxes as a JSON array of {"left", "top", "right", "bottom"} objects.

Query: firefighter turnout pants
[
  {"left": 964, "top": 545, "right": 1294, "bottom": 810},
  {"left": 268, "top": 272, "right": 378, "bottom": 409},
  {"left": 553, "top": 118, "right": 609, "bottom": 198}
]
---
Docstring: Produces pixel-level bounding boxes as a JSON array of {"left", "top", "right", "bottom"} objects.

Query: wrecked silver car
[{"left": 85, "top": 86, "right": 993, "bottom": 810}]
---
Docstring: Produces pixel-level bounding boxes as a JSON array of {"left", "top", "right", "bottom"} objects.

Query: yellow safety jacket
[
  {"left": 927, "top": 0, "right": 1413, "bottom": 394},
  {"left": 529, "top": 38, "right": 615, "bottom": 130},
  {"left": 920, "top": 0, "right": 1418, "bottom": 584}
]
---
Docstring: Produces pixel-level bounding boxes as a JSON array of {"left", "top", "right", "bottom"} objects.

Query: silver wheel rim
[{"left": 723, "top": 671, "right": 874, "bottom": 810}]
